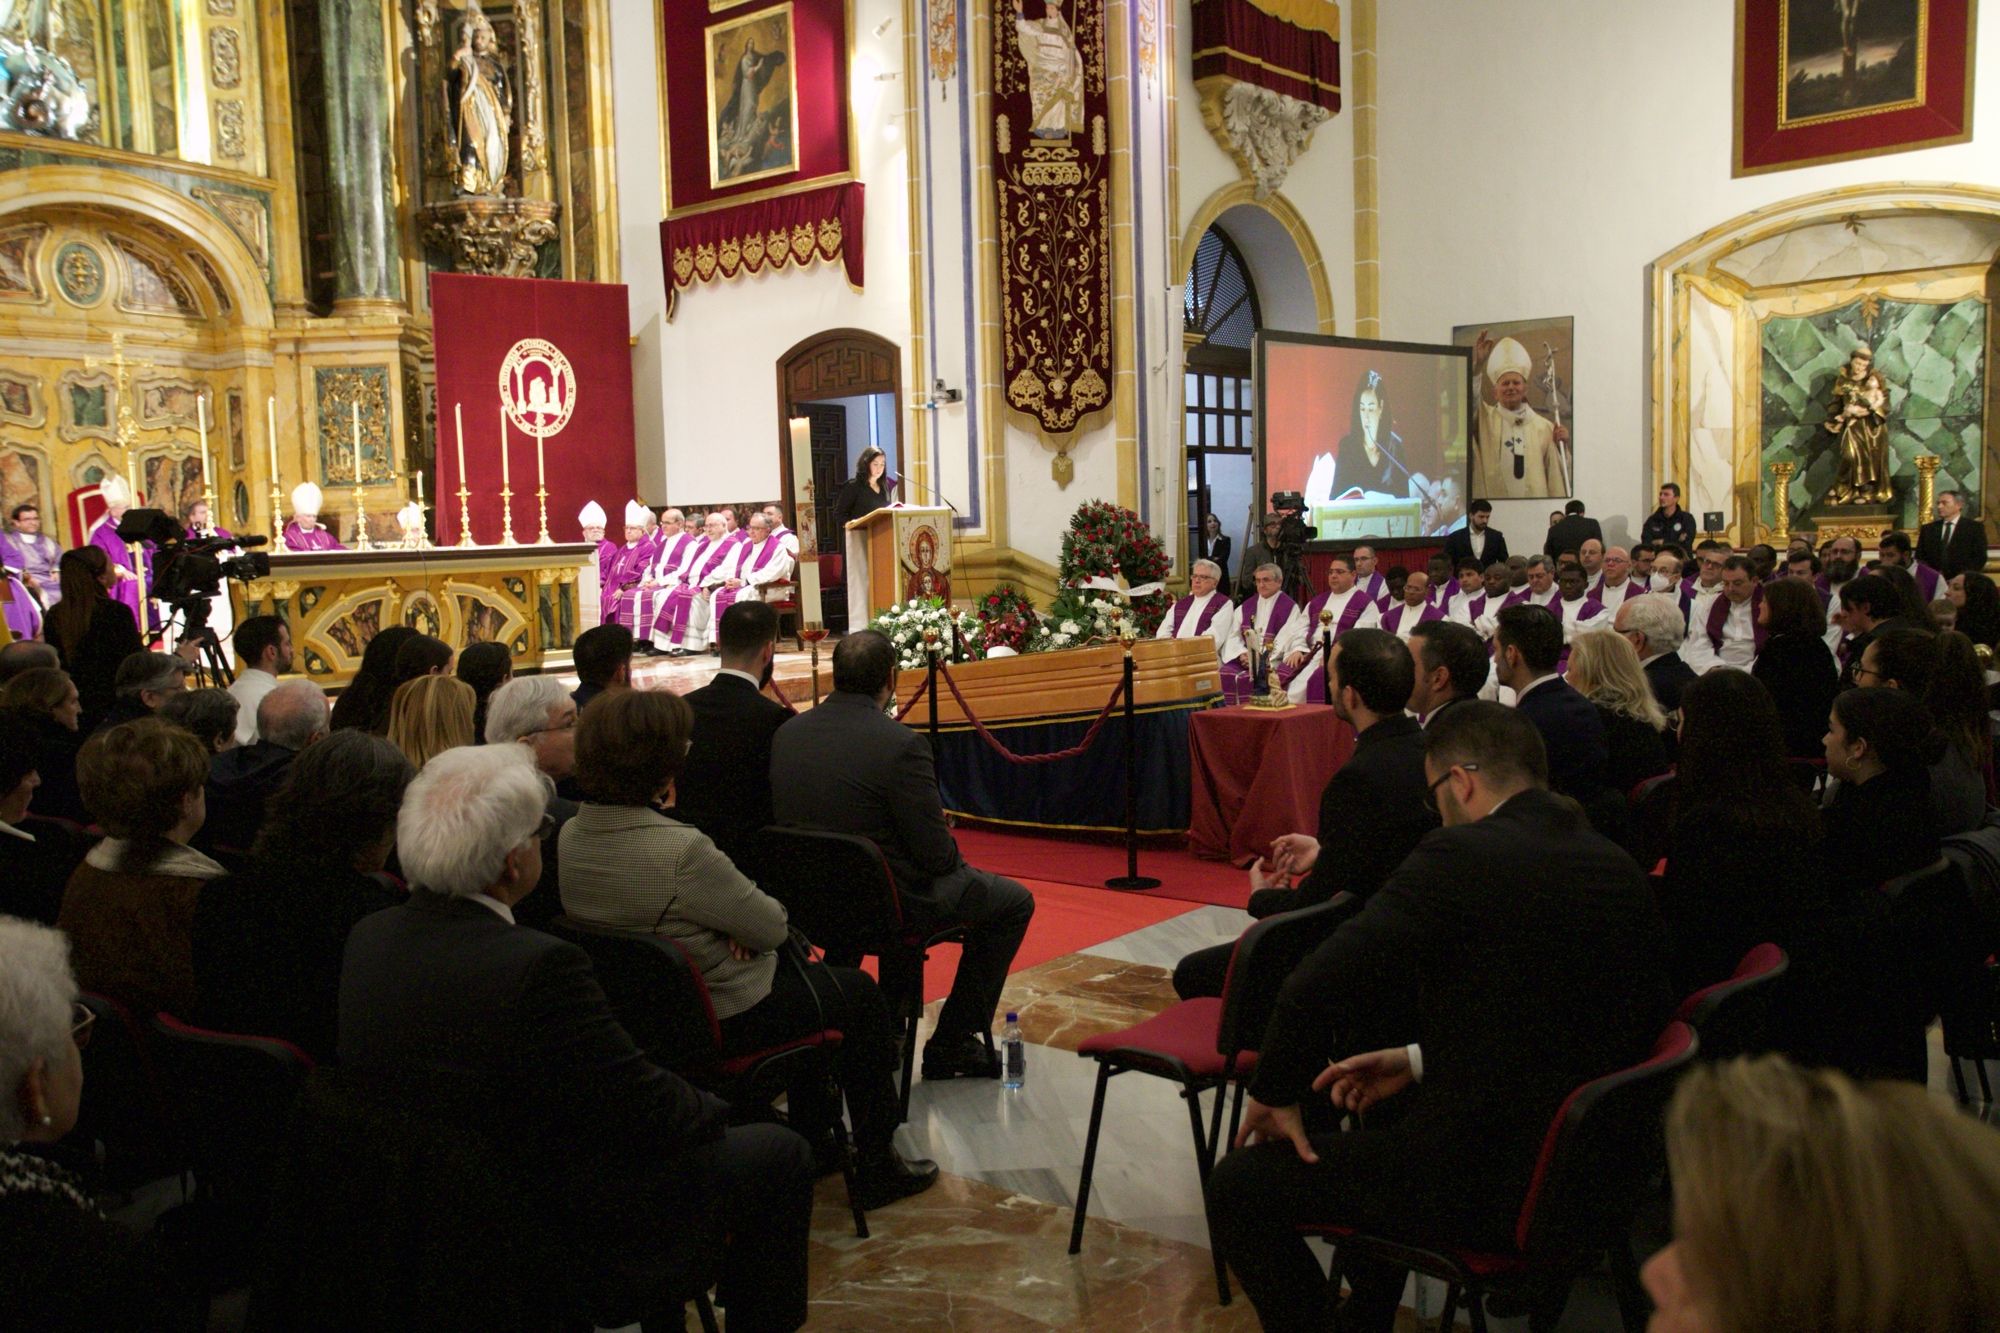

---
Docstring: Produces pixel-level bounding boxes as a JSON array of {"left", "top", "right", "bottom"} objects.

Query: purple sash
[
  {"left": 654, "top": 531, "right": 695, "bottom": 582},
  {"left": 281, "top": 522, "right": 346, "bottom": 553},
  {"left": 1307, "top": 589, "right": 1375, "bottom": 638},
  {"left": 653, "top": 536, "right": 727, "bottom": 640},
  {"left": 1914, "top": 562, "right": 1942, "bottom": 601},
  {"left": 711, "top": 533, "right": 788, "bottom": 619},
  {"left": 1240, "top": 591, "right": 1298, "bottom": 643},
  {"left": 1561, "top": 597, "right": 1606, "bottom": 628},
  {"left": 1381, "top": 601, "right": 1443, "bottom": 635},
  {"left": 1705, "top": 585, "right": 1767, "bottom": 654},
  {"left": 1170, "top": 591, "right": 1226, "bottom": 637}
]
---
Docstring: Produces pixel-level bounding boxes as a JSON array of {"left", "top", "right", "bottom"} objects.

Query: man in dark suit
[
  {"left": 1442, "top": 499, "right": 1508, "bottom": 571},
  {"left": 1407, "top": 619, "right": 1487, "bottom": 725},
  {"left": 1541, "top": 498, "right": 1603, "bottom": 562},
  {"left": 1613, "top": 593, "right": 1696, "bottom": 716},
  {"left": 770, "top": 631, "right": 1036, "bottom": 1080},
  {"left": 570, "top": 623, "right": 633, "bottom": 713},
  {"left": 201, "top": 680, "right": 328, "bottom": 852},
  {"left": 1918, "top": 489, "right": 1988, "bottom": 578},
  {"left": 339, "top": 745, "right": 813, "bottom": 1331},
  {"left": 1208, "top": 703, "right": 1673, "bottom": 1331},
  {"left": 1172, "top": 630, "right": 1436, "bottom": 1000},
  {"left": 1197, "top": 512, "right": 1232, "bottom": 588},
  {"left": 674, "top": 602, "right": 791, "bottom": 861},
  {"left": 1495, "top": 603, "right": 1607, "bottom": 799}
]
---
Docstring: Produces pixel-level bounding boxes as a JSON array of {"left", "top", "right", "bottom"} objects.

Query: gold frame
[
  {"left": 703, "top": 2, "right": 802, "bottom": 191},
  {"left": 1733, "top": 0, "right": 1977, "bottom": 177},
  {"left": 1776, "top": 0, "right": 1929, "bottom": 129}
]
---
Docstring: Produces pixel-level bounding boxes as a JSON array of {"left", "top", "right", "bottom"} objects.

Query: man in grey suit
[{"left": 771, "top": 631, "right": 1036, "bottom": 1080}]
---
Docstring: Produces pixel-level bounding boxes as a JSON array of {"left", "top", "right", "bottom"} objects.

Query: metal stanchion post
[{"left": 1105, "top": 645, "right": 1161, "bottom": 890}]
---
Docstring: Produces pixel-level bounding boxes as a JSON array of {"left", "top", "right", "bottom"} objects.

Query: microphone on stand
[{"left": 888, "top": 471, "right": 960, "bottom": 516}]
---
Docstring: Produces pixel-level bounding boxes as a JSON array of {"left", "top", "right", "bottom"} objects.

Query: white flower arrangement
[
  {"left": 1029, "top": 594, "right": 1127, "bottom": 653},
  {"left": 869, "top": 597, "right": 983, "bottom": 671}
]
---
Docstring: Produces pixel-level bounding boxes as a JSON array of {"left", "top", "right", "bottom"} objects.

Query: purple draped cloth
[
  {"left": 283, "top": 523, "right": 347, "bottom": 552},
  {"left": 607, "top": 532, "right": 670, "bottom": 632},
  {"left": 710, "top": 533, "right": 787, "bottom": 621}
]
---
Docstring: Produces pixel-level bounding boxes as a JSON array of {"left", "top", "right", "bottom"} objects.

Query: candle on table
[
  {"left": 416, "top": 469, "right": 424, "bottom": 504},
  {"left": 454, "top": 401, "right": 467, "bottom": 487},
  {"left": 267, "top": 395, "right": 279, "bottom": 480},
  {"left": 350, "top": 402, "right": 362, "bottom": 482}
]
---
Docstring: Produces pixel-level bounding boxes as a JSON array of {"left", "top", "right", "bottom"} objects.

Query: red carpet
[
  {"left": 861, "top": 877, "right": 1195, "bottom": 1004},
  {"left": 952, "top": 826, "right": 1250, "bottom": 910}
]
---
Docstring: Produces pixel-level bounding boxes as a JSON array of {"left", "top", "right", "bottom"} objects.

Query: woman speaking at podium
[{"left": 833, "top": 446, "right": 901, "bottom": 529}]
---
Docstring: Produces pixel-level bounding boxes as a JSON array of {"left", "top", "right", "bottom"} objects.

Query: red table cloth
[{"left": 1187, "top": 704, "right": 1356, "bottom": 862}]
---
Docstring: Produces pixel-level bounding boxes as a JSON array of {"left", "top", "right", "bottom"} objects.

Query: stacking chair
[
  {"left": 68, "top": 990, "right": 178, "bottom": 1191},
  {"left": 747, "top": 825, "right": 983, "bottom": 1118},
  {"left": 1673, "top": 943, "right": 1788, "bottom": 1060},
  {"left": 1306, "top": 1022, "right": 1699, "bottom": 1333},
  {"left": 547, "top": 915, "right": 869, "bottom": 1238},
  {"left": 1067, "top": 895, "right": 1359, "bottom": 1304},
  {"left": 147, "top": 1014, "right": 316, "bottom": 1297}
]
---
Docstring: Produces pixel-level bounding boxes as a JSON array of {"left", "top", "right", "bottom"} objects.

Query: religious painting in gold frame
[
  {"left": 705, "top": 3, "right": 800, "bottom": 189},
  {"left": 1735, "top": 0, "right": 1975, "bottom": 176}
]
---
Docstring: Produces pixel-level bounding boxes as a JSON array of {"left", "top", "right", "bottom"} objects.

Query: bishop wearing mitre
[{"left": 283, "top": 482, "right": 347, "bottom": 552}]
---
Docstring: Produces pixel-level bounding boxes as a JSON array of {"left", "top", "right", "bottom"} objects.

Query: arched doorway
[
  {"left": 1183, "top": 224, "right": 1261, "bottom": 582},
  {"left": 775, "top": 329, "right": 902, "bottom": 628}
]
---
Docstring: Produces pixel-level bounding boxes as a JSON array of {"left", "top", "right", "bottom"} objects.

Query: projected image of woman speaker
[{"left": 1257, "top": 333, "right": 1471, "bottom": 542}]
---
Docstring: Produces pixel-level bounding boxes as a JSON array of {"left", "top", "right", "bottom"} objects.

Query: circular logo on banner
[{"left": 498, "top": 338, "right": 577, "bottom": 440}]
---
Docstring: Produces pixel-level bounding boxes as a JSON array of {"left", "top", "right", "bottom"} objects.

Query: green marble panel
[{"left": 1760, "top": 296, "right": 1987, "bottom": 531}]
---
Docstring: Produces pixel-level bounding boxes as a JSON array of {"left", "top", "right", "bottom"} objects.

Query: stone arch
[
  {"left": 1650, "top": 182, "right": 2000, "bottom": 541},
  {"left": 1179, "top": 182, "right": 1335, "bottom": 334}
]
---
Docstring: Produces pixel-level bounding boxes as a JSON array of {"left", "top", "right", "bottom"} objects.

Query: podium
[{"left": 846, "top": 505, "right": 954, "bottom": 626}]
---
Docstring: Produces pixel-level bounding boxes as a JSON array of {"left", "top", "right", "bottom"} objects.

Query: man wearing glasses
[{"left": 1210, "top": 702, "right": 1672, "bottom": 1332}]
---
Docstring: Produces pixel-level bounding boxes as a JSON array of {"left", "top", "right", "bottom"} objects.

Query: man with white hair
[
  {"left": 204, "top": 679, "right": 330, "bottom": 851},
  {"left": 705, "top": 512, "right": 796, "bottom": 626},
  {"left": 94, "top": 651, "right": 187, "bottom": 732},
  {"left": 1615, "top": 593, "right": 1696, "bottom": 715},
  {"left": 653, "top": 511, "right": 732, "bottom": 656},
  {"left": 1154, "top": 559, "right": 1237, "bottom": 665},
  {"left": 1470, "top": 332, "right": 1567, "bottom": 499},
  {"left": 338, "top": 745, "right": 813, "bottom": 1331},
  {"left": 282, "top": 481, "right": 347, "bottom": 552},
  {"left": 482, "top": 674, "right": 579, "bottom": 926},
  {"left": 1222, "top": 564, "right": 1306, "bottom": 705}
]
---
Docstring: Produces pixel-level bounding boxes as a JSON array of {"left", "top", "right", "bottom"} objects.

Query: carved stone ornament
[
  {"left": 419, "top": 196, "right": 559, "bottom": 277},
  {"left": 1197, "top": 77, "right": 1331, "bottom": 198}
]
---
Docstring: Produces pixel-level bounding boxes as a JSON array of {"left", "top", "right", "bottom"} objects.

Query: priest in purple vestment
[{"left": 283, "top": 482, "right": 347, "bottom": 552}]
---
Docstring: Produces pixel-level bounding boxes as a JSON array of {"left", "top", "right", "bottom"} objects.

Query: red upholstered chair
[
  {"left": 546, "top": 915, "right": 867, "bottom": 1239},
  {"left": 745, "top": 825, "right": 983, "bottom": 1122},
  {"left": 1067, "top": 895, "right": 1360, "bottom": 1304},
  {"left": 1305, "top": 1021, "right": 1698, "bottom": 1333},
  {"left": 1673, "top": 943, "right": 1788, "bottom": 1061},
  {"left": 763, "top": 579, "right": 805, "bottom": 650}
]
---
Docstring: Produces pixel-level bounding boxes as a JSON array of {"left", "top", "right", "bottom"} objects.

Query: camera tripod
[{"left": 163, "top": 596, "right": 235, "bottom": 688}]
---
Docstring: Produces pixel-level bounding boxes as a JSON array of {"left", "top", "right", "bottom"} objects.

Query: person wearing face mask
[
  {"left": 1647, "top": 551, "right": 1682, "bottom": 594},
  {"left": 1470, "top": 335, "right": 1568, "bottom": 498}
]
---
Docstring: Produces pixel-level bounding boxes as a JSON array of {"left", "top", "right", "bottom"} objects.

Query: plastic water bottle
[{"left": 1002, "top": 1012, "right": 1026, "bottom": 1089}]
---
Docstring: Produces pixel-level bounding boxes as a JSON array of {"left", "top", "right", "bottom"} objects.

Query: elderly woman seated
[
  {"left": 0, "top": 917, "right": 184, "bottom": 1327},
  {"left": 55, "top": 717, "right": 225, "bottom": 1018},
  {"left": 559, "top": 688, "right": 937, "bottom": 1210}
]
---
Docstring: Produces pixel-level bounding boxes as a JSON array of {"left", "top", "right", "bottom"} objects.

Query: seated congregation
[{"left": 3, "top": 502, "right": 2000, "bottom": 1331}]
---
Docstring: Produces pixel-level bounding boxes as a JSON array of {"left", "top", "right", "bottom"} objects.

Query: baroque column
[{"left": 318, "top": 0, "right": 402, "bottom": 306}]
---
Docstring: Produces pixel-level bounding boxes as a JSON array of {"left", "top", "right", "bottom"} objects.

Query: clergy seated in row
[
  {"left": 1448, "top": 561, "right": 1511, "bottom": 633},
  {"left": 1591, "top": 544, "right": 1645, "bottom": 611},
  {"left": 1377, "top": 570, "right": 1444, "bottom": 643},
  {"left": 1153, "top": 558, "right": 1236, "bottom": 664},
  {"left": 1288, "top": 554, "right": 1383, "bottom": 704},
  {"left": 1682, "top": 555, "right": 1762, "bottom": 675},
  {"left": 282, "top": 482, "right": 347, "bottom": 553},
  {"left": 1220, "top": 564, "right": 1307, "bottom": 705},
  {"left": 1350, "top": 545, "right": 1390, "bottom": 606},
  {"left": 652, "top": 511, "right": 733, "bottom": 656},
  {"left": 1552, "top": 563, "right": 1608, "bottom": 642},
  {"left": 1472, "top": 555, "right": 1557, "bottom": 639},
  {"left": 704, "top": 513, "right": 796, "bottom": 627},
  {"left": 1678, "top": 542, "right": 1729, "bottom": 624},
  {"left": 601, "top": 501, "right": 666, "bottom": 638}
]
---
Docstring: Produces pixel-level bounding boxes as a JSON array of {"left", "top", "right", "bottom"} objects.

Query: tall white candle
[
  {"left": 267, "top": 395, "right": 279, "bottom": 483},
  {"left": 416, "top": 469, "right": 424, "bottom": 504},
  {"left": 500, "top": 412, "right": 510, "bottom": 487},
  {"left": 196, "top": 393, "right": 212, "bottom": 490},
  {"left": 350, "top": 402, "right": 362, "bottom": 482},
  {"left": 453, "top": 401, "right": 466, "bottom": 487}
]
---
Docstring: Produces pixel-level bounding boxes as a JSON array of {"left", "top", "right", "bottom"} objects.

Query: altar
[{"left": 232, "top": 544, "right": 599, "bottom": 689}]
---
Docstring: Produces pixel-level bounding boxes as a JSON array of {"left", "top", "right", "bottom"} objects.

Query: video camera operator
[{"left": 114, "top": 509, "right": 271, "bottom": 685}]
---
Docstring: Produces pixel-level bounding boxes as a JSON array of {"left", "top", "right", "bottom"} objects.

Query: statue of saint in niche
[
  {"left": 448, "top": 6, "right": 511, "bottom": 196},
  {"left": 1825, "top": 344, "right": 1892, "bottom": 506}
]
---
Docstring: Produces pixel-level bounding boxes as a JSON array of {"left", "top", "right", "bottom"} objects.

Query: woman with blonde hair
[
  {"left": 1645, "top": 1055, "right": 2000, "bottom": 1331},
  {"left": 385, "top": 674, "right": 476, "bottom": 769},
  {"left": 1564, "top": 629, "right": 1669, "bottom": 796}
]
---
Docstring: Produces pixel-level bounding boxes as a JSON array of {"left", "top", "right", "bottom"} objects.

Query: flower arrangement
[
  {"left": 1054, "top": 499, "right": 1174, "bottom": 638},
  {"left": 974, "top": 583, "right": 1039, "bottom": 656},
  {"left": 1032, "top": 590, "right": 1132, "bottom": 651},
  {"left": 869, "top": 597, "right": 983, "bottom": 671}
]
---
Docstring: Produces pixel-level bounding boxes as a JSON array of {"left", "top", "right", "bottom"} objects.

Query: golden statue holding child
[{"left": 1825, "top": 345, "right": 1892, "bottom": 506}]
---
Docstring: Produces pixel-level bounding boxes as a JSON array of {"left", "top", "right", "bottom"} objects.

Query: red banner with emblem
[{"left": 431, "top": 273, "right": 638, "bottom": 546}]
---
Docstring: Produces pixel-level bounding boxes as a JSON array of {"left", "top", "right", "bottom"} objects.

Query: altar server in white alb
[
  {"left": 1154, "top": 559, "right": 1238, "bottom": 665},
  {"left": 1472, "top": 333, "right": 1568, "bottom": 500},
  {"left": 1682, "top": 554, "right": 1762, "bottom": 674},
  {"left": 1288, "top": 552, "right": 1383, "bottom": 704},
  {"left": 706, "top": 512, "right": 797, "bottom": 623},
  {"left": 1221, "top": 564, "right": 1306, "bottom": 704}
]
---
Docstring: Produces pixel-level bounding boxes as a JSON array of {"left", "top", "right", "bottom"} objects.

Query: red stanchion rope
[
  {"left": 893, "top": 671, "right": 931, "bottom": 722},
  {"left": 934, "top": 660, "right": 1127, "bottom": 765}
]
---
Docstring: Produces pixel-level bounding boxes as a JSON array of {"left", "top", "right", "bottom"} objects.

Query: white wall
[
  {"left": 1375, "top": 0, "right": 2000, "bottom": 550},
  {"left": 609, "top": 0, "right": 914, "bottom": 507}
]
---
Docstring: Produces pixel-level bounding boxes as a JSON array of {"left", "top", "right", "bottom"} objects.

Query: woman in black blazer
[
  {"left": 831, "top": 446, "right": 898, "bottom": 531},
  {"left": 1197, "top": 513, "right": 1231, "bottom": 586},
  {"left": 40, "top": 548, "right": 142, "bottom": 726},
  {"left": 1751, "top": 577, "right": 1840, "bottom": 759}
]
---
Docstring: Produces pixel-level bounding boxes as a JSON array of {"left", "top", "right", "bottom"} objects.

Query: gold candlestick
[
  {"left": 453, "top": 403, "right": 476, "bottom": 547},
  {"left": 349, "top": 403, "right": 372, "bottom": 551},
  {"left": 270, "top": 479, "right": 286, "bottom": 545},
  {"left": 499, "top": 483, "right": 517, "bottom": 546},
  {"left": 1915, "top": 455, "right": 1941, "bottom": 539},
  {"left": 534, "top": 437, "right": 552, "bottom": 545}
]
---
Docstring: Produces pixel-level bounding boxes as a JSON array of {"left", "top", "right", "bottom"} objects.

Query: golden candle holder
[
  {"left": 269, "top": 481, "right": 285, "bottom": 545},
  {"left": 498, "top": 485, "right": 518, "bottom": 546},
  {"left": 350, "top": 480, "right": 373, "bottom": 551},
  {"left": 801, "top": 623, "right": 829, "bottom": 706},
  {"left": 455, "top": 484, "right": 477, "bottom": 548},
  {"left": 1915, "top": 454, "right": 1941, "bottom": 535},
  {"left": 534, "top": 439, "right": 554, "bottom": 545},
  {"left": 1769, "top": 461, "right": 1796, "bottom": 547}
]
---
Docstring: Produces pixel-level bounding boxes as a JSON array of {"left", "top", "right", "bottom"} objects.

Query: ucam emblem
[{"left": 498, "top": 338, "right": 576, "bottom": 440}]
